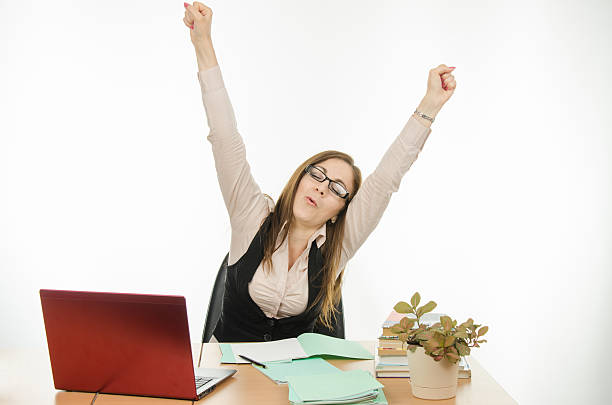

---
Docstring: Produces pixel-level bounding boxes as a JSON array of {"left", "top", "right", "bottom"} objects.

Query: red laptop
[{"left": 40, "top": 289, "right": 236, "bottom": 400}]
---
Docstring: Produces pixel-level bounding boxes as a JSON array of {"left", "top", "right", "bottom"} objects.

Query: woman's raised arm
[
  {"left": 339, "top": 65, "right": 457, "bottom": 270},
  {"left": 183, "top": 2, "right": 218, "bottom": 70},
  {"left": 183, "top": 3, "right": 271, "bottom": 258}
]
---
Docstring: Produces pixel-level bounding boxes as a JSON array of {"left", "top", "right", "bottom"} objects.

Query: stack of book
[
  {"left": 376, "top": 311, "right": 409, "bottom": 377},
  {"left": 376, "top": 355, "right": 472, "bottom": 379},
  {"left": 378, "top": 311, "right": 408, "bottom": 357},
  {"left": 375, "top": 311, "right": 472, "bottom": 379}
]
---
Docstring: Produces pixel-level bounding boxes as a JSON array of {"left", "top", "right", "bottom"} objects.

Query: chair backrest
[
  {"left": 201, "top": 253, "right": 229, "bottom": 344},
  {"left": 201, "top": 253, "right": 345, "bottom": 343}
]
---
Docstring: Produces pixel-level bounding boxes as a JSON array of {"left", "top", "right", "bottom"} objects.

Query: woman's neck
[{"left": 287, "top": 220, "right": 320, "bottom": 251}]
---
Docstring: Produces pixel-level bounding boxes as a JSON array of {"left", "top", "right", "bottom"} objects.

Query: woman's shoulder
[{"left": 228, "top": 193, "right": 275, "bottom": 265}]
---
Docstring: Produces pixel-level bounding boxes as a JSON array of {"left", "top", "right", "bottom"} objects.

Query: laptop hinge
[{"left": 197, "top": 342, "right": 204, "bottom": 367}]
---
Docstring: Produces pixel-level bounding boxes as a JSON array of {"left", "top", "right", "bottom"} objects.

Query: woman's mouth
[{"left": 306, "top": 196, "right": 317, "bottom": 207}]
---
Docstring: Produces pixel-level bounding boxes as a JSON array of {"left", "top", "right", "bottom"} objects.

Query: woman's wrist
[
  {"left": 413, "top": 96, "right": 443, "bottom": 128},
  {"left": 194, "top": 38, "right": 219, "bottom": 71},
  {"left": 417, "top": 96, "right": 443, "bottom": 117}
]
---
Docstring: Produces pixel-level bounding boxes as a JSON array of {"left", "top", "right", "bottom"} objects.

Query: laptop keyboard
[{"left": 195, "top": 376, "right": 214, "bottom": 389}]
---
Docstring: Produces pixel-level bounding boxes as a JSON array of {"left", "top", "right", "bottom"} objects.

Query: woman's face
[{"left": 292, "top": 158, "right": 355, "bottom": 229}]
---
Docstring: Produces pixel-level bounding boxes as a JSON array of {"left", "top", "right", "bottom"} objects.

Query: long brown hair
[{"left": 261, "top": 151, "right": 362, "bottom": 330}]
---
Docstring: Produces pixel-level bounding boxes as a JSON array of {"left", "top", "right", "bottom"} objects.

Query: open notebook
[{"left": 220, "top": 333, "right": 374, "bottom": 364}]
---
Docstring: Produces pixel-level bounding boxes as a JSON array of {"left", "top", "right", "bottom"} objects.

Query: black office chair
[{"left": 198, "top": 253, "right": 345, "bottom": 366}]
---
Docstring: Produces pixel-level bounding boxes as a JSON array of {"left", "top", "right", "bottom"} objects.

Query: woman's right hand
[{"left": 183, "top": 2, "right": 213, "bottom": 46}]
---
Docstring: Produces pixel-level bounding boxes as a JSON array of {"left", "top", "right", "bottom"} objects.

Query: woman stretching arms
[{"left": 183, "top": 2, "right": 457, "bottom": 342}]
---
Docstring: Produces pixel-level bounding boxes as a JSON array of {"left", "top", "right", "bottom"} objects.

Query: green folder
[
  {"left": 252, "top": 357, "right": 341, "bottom": 384},
  {"left": 288, "top": 387, "right": 388, "bottom": 405},
  {"left": 219, "top": 343, "right": 239, "bottom": 363},
  {"left": 287, "top": 370, "right": 387, "bottom": 404},
  {"left": 297, "top": 333, "right": 372, "bottom": 360}
]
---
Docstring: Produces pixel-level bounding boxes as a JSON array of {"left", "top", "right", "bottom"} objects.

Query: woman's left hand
[
  {"left": 425, "top": 64, "right": 456, "bottom": 107},
  {"left": 415, "top": 64, "right": 457, "bottom": 122}
]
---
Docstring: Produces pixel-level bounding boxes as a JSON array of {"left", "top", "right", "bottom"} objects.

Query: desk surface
[{"left": 0, "top": 342, "right": 517, "bottom": 405}]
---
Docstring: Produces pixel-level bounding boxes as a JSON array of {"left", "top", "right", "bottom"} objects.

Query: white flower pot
[{"left": 406, "top": 346, "right": 459, "bottom": 400}]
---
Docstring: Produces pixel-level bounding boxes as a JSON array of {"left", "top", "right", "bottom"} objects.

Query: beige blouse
[{"left": 197, "top": 65, "right": 432, "bottom": 320}]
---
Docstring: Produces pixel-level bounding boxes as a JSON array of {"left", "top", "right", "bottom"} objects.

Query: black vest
[{"left": 213, "top": 214, "right": 326, "bottom": 342}]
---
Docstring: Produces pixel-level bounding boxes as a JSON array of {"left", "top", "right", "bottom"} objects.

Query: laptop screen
[{"left": 40, "top": 289, "right": 199, "bottom": 400}]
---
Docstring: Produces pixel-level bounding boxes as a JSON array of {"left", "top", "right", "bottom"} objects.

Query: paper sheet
[
  {"left": 219, "top": 333, "right": 373, "bottom": 364},
  {"left": 230, "top": 337, "right": 308, "bottom": 363}
]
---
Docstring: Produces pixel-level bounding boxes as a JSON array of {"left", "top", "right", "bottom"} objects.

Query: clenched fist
[
  {"left": 183, "top": 2, "right": 213, "bottom": 45},
  {"left": 425, "top": 64, "right": 456, "bottom": 107}
]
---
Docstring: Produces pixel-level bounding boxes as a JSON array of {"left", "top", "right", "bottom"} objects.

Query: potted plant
[{"left": 390, "top": 292, "right": 489, "bottom": 400}]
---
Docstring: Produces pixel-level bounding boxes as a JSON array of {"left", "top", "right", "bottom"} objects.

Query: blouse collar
[{"left": 279, "top": 220, "right": 327, "bottom": 249}]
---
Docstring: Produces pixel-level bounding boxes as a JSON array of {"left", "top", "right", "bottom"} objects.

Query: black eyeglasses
[{"left": 304, "top": 165, "right": 350, "bottom": 199}]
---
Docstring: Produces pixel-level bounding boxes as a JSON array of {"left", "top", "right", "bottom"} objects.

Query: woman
[{"left": 183, "top": 2, "right": 456, "bottom": 343}]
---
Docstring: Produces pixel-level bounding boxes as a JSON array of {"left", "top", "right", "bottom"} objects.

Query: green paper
[
  {"left": 289, "top": 386, "right": 387, "bottom": 404},
  {"left": 287, "top": 369, "right": 383, "bottom": 402},
  {"left": 254, "top": 357, "right": 341, "bottom": 384},
  {"left": 298, "top": 333, "right": 373, "bottom": 360},
  {"left": 371, "top": 389, "right": 389, "bottom": 405},
  {"left": 219, "top": 343, "right": 238, "bottom": 363}
]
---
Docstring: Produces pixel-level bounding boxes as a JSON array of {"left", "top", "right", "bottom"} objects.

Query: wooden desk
[
  {"left": 0, "top": 347, "right": 94, "bottom": 405},
  {"left": 1, "top": 342, "right": 516, "bottom": 404},
  {"left": 182, "top": 342, "right": 517, "bottom": 405}
]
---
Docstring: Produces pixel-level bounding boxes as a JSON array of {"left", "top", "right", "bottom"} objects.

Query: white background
[{"left": 1, "top": 1, "right": 611, "bottom": 404}]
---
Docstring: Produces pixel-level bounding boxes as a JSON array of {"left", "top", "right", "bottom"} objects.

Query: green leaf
[
  {"left": 407, "top": 345, "right": 418, "bottom": 353},
  {"left": 432, "top": 348, "right": 444, "bottom": 356},
  {"left": 394, "top": 301, "right": 412, "bottom": 314},
  {"left": 444, "top": 336, "right": 456, "bottom": 347},
  {"left": 440, "top": 316, "right": 452, "bottom": 332},
  {"left": 423, "top": 339, "right": 440, "bottom": 352},
  {"left": 416, "top": 331, "right": 434, "bottom": 341},
  {"left": 454, "top": 331, "right": 469, "bottom": 340},
  {"left": 400, "top": 317, "right": 416, "bottom": 330},
  {"left": 420, "top": 301, "right": 437, "bottom": 315},
  {"left": 410, "top": 292, "right": 421, "bottom": 308},
  {"left": 477, "top": 326, "right": 489, "bottom": 337},
  {"left": 445, "top": 352, "right": 460, "bottom": 363},
  {"left": 433, "top": 330, "right": 446, "bottom": 340},
  {"left": 434, "top": 333, "right": 446, "bottom": 350},
  {"left": 390, "top": 325, "right": 404, "bottom": 334},
  {"left": 456, "top": 342, "right": 470, "bottom": 356}
]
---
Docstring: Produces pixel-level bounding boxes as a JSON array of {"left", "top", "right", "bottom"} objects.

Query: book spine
[
  {"left": 377, "top": 347, "right": 408, "bottom": 356},
  {"left": 375, "top": 371, "right": 471, "bottom": 379}
]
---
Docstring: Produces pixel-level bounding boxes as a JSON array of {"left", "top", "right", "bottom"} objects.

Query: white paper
[{"left": 231, "top": 337, "right": 309, "bottom": 363}]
